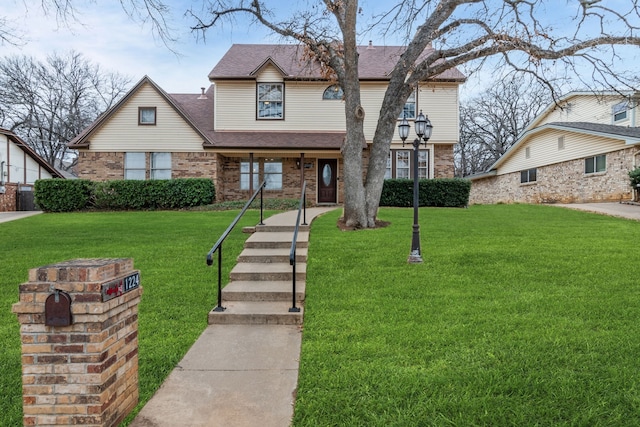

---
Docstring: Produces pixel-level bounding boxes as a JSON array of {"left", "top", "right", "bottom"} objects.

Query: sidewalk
[
  {"left": 0, "top": 211, "right": 42, "bottom": 223},
  {"left": 130, "top": 207, "right": 338, "bottom": 427}
]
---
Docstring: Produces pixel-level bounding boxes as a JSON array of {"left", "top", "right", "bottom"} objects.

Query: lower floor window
[
  {"left": 240, "top": 158, "right": 283, "bottom": 190},
  {"left": 585, "top": 154, "right": 606, "bottom": 174},
  {"left": 385, "top": 149, "right": 429, "bottom": 179},
  {"left": 124, "top": 152, "right": 146, "bottom": 180},
  {"left": 125, "top": 152, "right": 172, "bottom": 180},
  {"left": 151, "top": 152, "right": 172, "bottom": 179},
  {"left": 520, "top": 168, "right": 537, "bottom": 183},
  {"left": 396, "top": 151, "right": 410, "bottom": 179}
]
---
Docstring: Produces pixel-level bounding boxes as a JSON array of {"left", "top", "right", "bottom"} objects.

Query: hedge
[
  {"left": 34, "top": 179, "right": 93, "bottom": 212},
  {"left": 34, "top": 178, "right": 215, "bottom": 212},
  {"left": 379, "top": 178, "right": 471, "bottom": 208}
]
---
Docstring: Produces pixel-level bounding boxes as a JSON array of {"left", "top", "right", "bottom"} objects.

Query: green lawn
[
  {"left": 295, "top": 205, "right": 640, "bottom": 426},
  {"left": 1, "top": 205, "right": 639, "bottom": 426},
  {"left": 0, "top": 210, "right": 264, "bottom": 426}
]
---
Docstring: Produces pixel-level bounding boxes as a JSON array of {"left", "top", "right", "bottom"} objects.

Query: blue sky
[{"left": 2, "top": 1, "right": 639, "bottom": 97}]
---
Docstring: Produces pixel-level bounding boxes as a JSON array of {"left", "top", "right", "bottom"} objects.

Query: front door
[{"left": 317, "top": 159, "right": 337, "bottom": 204}]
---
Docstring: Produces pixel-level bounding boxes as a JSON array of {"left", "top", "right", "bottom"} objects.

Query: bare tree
[
  {"left": 456, "top": 74, "right": 551, "bottom": 177},
  {"left": 0, "top": 51, "right": 131, "bottom": 171},
  {"left": 5, "top": 1, "right": 640, "bottom": 227},
  {"left": 185, "top": 0, "right": 640, "bottom": 228}
]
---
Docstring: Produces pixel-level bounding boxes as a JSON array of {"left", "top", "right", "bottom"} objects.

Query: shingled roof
[{"left": 209, "top": 44, "right": 466, "bottom": 82}]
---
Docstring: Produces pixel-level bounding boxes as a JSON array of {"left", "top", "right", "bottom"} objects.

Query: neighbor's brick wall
[
  {"left": 434, "top": 144, "right": 455, "bottom": 178},
  {"left": 470, "top": 147, "right": 635, "bottom": 204},
  {"left": 12, "top": 258, "right": 141, "bottom": 427},
  {"left": 0, "top": 183, "right": 17, "bottom": 211}
]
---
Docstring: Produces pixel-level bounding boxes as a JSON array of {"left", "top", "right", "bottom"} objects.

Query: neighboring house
[
  {"left": 0, "top": 128, "right": 64, "bottom": 212},
  {"left": 69, "top": 43, "right": 465, "bottom": 204},
  {"left": 469, "top": 91, "right": 640, "bottom": 204}
]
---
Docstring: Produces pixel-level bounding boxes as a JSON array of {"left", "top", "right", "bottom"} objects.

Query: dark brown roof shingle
[{"left": 209, "top": 44, "right": 466, "bottom": 81}]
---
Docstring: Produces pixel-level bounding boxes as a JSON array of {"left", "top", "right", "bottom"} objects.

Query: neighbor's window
[
  {"left": 240, "top": 160, "right": 260, "bottom": 190},
  {"left": 399, "top": 91, "right": 416, "bottom": 119},
  {"left": 323, "top": 84, "right": 343, "bottom": 100},
  {"left": 151, "top": 152, "right": 171, "bottom": 179},
  {"left": 257, "top": 83, "right": 284, "bottom": 119},
  {"left": 124, "top": 152, "right": 146, "bottom": 180},
  {"left": 418, "top": 150, "right": 428, "bottom": 179},
  {"left": 396, "top": 151, "right": 410, "bottom": 179},
  {"left": 139, "top": 107, "right": 157, "bottom": 125},
  {"left": 558, "top": 136, "right": 565, "bottom": 150},
  {"left": 585, "top": 154, "right": 606, "bottom": 174},
  {"left": 520, "top": 168, "right": 537, "bottom": 183},
  {"left": 613, "top": 102, "right": 628, "bottom": 122}
]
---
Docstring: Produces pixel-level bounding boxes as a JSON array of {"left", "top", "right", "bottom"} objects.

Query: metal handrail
[
  {"left": 289, "top": 181, "right": 307, "bottom": 312},
  {"left": 206, "top": 180, "right": 267, "bottom": 312}
]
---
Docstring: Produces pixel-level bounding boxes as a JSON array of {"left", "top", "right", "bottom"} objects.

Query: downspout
[{"left": 0, "top": 160, "right": 5, "bottom": 194}]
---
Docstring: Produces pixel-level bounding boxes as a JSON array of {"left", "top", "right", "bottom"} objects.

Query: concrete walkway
[
  {"left": 130, "top": 207, "right": 338, "bottom": 427},
  {"left": 0, "top": 211, "right": 42, "bottom": 223}
]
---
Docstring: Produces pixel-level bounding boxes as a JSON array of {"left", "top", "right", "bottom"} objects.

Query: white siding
[
  {"left": 89, "top": 83, "right": 205, "bottom": 152},
  {"left": 216, "top": 77, "right": 461, "bottom": 144},
  {"left": 537, "top": 94, "right": 634, "bottom": 127},
  {"left": 255, "top": 65, "right": 284, "bottom": 83},
  {"left": 499, "top": 128, "right": 626, "bottom": 175},
  {"left": 2, "top": 135, "right": 53, "bottom": 184}
]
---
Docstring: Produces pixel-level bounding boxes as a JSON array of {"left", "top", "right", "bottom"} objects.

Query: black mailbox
[{"left": 45, "top": 290, "right": 72, "bottom": 326}]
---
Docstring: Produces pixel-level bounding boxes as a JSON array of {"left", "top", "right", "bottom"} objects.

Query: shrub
[
  {"left": 380, "top": 178, "right": 471, "bottom": 208},
  {"left": 35, "top": 178, "right": 215, "bottom": 212},
  {"left": 34, "top": 179, "right": 93, "bottom": 212},
  {"left": 629, "top": 167, "right": 640, "bottom": 189}
]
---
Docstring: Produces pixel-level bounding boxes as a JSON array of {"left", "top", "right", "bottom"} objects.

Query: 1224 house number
[{"left": 101, "top": 272, "right": 140, "bottom": 302}]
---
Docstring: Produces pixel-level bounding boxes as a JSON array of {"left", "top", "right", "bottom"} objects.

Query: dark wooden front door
[{"left": 317, "top": 159, "right": 337, "bottom": 203}]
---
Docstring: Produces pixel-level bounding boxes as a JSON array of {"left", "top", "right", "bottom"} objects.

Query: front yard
[{"left": 1, "top": 205, "right": 639, "bottom": 425}]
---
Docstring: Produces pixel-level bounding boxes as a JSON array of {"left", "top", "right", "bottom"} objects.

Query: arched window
[{"left": 323, "top": 84, "right": 344, "bottom": 100}]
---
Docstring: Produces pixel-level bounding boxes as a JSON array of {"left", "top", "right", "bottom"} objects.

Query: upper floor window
[
  {"left": 139, "top": 107, "right": 157, "bottom": 125},
  {"left": 257, "top": 83, "right": 284, "bottom": 119},
  {"left": 400, "top": 91, "right": 416, "bottom": 119},
  {"left": 613, "top": 101, "right": 628, "bottom": 122},
  {"left": 323, "top": 84, "right": 344, "bottom": 100},
  {"left": 585, "top": 154, "right": 606, "bottom": 174},
  {"left": 521, "top": 168, "right": 537, "bottom": 183}
]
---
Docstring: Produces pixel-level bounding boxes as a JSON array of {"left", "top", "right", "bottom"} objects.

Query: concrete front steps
[{"left": 208, "top": 213, "right": 314, "bottom": 326}]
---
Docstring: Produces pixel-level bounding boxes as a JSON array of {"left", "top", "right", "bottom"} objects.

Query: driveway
[{"left": 554, "top": 202, "right": 640, "bottom": 221}]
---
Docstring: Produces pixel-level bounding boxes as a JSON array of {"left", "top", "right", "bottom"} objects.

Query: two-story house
[
  {"left": 69, "top": 43, "right": 465, "bottom": 204},
  {"left": 470, "top": 91, "right": 640, "bottom": 204},
  {"left": 0, "top": 128, "right": 63, "bottom": 211}
]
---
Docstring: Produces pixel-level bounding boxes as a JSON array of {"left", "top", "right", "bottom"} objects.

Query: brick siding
[{"left": 470, "top": 147, "right": 635, "bottom": 204}]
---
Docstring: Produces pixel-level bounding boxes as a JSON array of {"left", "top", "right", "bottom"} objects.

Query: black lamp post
[{"left": 397, "top": 110, "right": 433, "bottom": 263}]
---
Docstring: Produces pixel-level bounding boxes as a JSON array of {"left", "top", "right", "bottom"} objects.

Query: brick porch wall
[
  {"left": 470, "top": 147, "right": 635, "bottom": 204},
  {"left": 434, "top": 144, "right": 455, "bottom": 178}
]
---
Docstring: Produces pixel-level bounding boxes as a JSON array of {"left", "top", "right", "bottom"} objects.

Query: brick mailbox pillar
[{"left": 12, "top": 258, "right": 142, "bottom": 427}]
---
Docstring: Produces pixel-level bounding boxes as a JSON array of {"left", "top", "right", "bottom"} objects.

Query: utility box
[{"left": 12, "top": 258, "right": 142, "bottom": 427}]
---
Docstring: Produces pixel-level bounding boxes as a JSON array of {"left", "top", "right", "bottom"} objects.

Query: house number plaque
[{"left": 101, "top": 272, "right": 140, "bottom": 302}]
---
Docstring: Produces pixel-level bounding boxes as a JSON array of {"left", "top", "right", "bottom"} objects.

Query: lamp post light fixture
[{"left": 397, "top": 110, "right": 433, "bottom": 263}]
